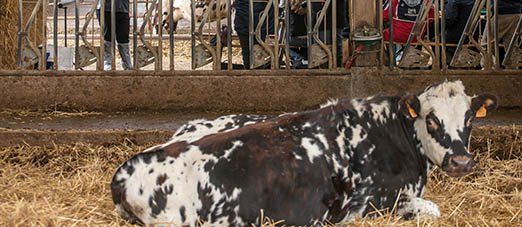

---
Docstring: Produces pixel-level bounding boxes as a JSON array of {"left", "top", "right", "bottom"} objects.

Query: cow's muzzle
[{"left": 442, "top": 154, "right": 475, "bottom": 177}]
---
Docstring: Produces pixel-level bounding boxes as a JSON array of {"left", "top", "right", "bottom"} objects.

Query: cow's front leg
[{"left": 398, "top": 197, "right": 440, "bottom": 220}]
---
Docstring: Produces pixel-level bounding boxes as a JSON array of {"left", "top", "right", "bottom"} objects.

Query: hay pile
[
  {"left": 0, "top": 126, "right": 520, "bottom": 226},
  {"left": 0, "top": 0, "right": 43, "bottom": 70}
]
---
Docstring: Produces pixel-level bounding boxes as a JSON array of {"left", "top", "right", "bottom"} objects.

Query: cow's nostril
[{"left": 450, "top": 156, "right": 471, "bottom": 167}]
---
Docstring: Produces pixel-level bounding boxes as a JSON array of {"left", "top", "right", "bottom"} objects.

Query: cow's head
[{"left": 400, "top": 81, "right": 498, "bottom": 177}]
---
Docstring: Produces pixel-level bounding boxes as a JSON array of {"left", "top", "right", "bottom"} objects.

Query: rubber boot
[
  {"left": 103, "top": 41, "right": 113, "bottom": 70},
  {"left": 118, "top": 43, "right": 133, "bottom": 70}
]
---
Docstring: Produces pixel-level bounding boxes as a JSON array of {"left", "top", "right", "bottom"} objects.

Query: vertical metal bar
[
  {"left": 440, "top": 0, "right": 447, "bottom": 70},
  {"left": 274, "top": 0, "right": 279, "bottom": 69},
  {"left": 53, "top": 0, "right": 58, "bottom": 70},
  {"left": 485, "top": 0, "right": 492, "bottom": 70},
  {"left": 111, "top": 0, "right": 116, "bottom": 70},
  {"left": 227, "top": 0, "right": 233, "bottom": 70},
  {"left": 249, "top": 0, "right": 254, "bottom": 69},
  {"left": 75, "top": 0, "right": 79, "bottom": 69},
  {"left": 433, "top": 0, "right": 440, "bottom": 70},
  {"left": 215, "top": 0, "right": 222, "bottom": 70},
  {"left": 284, "top": 0, "right": 290, "bottom": 69},
  {"left": 41, "top": 0, "right": 48, "bottom": 70},
  {"left": 17, "top": 0, "right": 24, "bottom": 68},
  {"left": 493, "top": 0, "right": 500, "bottom": 69},
  {"left": 378, "top": 0, "right": 384, "bottom": 67},
  {"left": 157, "top": 0, "right": 163, "bottom": 70},
  {"left": 99, "top": 0, "right": 106, "bottom": 70},
  {"left": 388, "top": 0, "right": 395, "bottom": 68},
  {"left": 64, "top": 7, "right": 68, "bottom": 47},
  {"left": 133, "top": 0, "right": 138, "bottom": 69},
  {"left": 332, "top": 0, "right": 337, "bottom": 68},
  {"left": 306, "top": 0, "right": 312, "bottom": 69},
  {"left": 169, "top": 0, "right": 175, "bottom": 70},
  {"left": 191, "top": 0, "right": 196, "bottom": 69}
]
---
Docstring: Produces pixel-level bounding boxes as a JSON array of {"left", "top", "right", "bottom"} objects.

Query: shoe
[
  {"left": 103, "top": 41, "right": 112, "bottom": 70},
  {"left": 118, "top": 43, "right": 133, "bottom": 70}
]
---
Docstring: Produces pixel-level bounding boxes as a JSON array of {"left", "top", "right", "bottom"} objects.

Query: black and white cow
[{"left": 111, "top": 81, "right": 498, "bottom": 225}]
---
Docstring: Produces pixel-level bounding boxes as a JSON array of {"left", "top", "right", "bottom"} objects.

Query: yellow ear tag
[
  {"left": 407, "top": 105, "right": 418, "bottom": 118},
  {"left": 476, "top": 105, "right": 487, "bottom": 118}
]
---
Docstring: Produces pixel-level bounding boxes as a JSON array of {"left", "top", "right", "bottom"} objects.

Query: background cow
[{"left": 111, "top": 80, "right": 497, "bottom": 225}]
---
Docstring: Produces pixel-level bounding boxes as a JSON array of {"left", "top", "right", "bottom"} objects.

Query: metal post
[
  {"left": 64, "top": 7, "right": 68, "bottom": 47},
  {"left": 249, "top": 0, "right": 254, "bottom": 69},
  {"left": 99, "top": 0, "right": 106, "bottom": 70},
  {"left": 485, "top": 0, "right": 492, "bottom": 70},
  {"left": 157, "top": 0, "right": 163, "bottom": 70},
  {"left": 133, "top": 0, "right": 138, "bottom": 69},
  {"left": 441, "top": 0, "right": 447, "bottom": 70},
  {"left": 378, "top": 0, "right": 384, "bottom": 67},
  {"left": 17, "top": 0, "right": 24, "bottom": 68},
  {"left": 284, "top": 0, "right": 290, "bottom": 69},
  {"left": 53, "top": 0, "right": 58, "bottom": 70},
  {"left": 388, "top": 0, "right": 394, "bottom": 68},
  {"left": 191, "top": 0, "right": 196, "bottom": 69},
  {"left": 41, "top": 0, "right": 48, "bottom": 70},
  {"left": 215, "top": 0, "right": 222, "bottom": 70},
  {"left": 227, "top": 0, "right": 233, "bottom": 70},
  {"left": 433, "top": 0, "right": 440, "bottom": 71},
  {"left": 169, "top": 0, "right": 175, "bottom": 70},
  {"left": 274, "top": 0, "right": 279, "bottom": 69},
  {"left": 332, "top": 0, "right": 337, "bottom": 68},
  {"left": 306, "top": 0, "right": 312, "bottom": 69},
  {"left": 75, "top": 0, "right": 79, "bottom": 69},
  {"left": 111, "top": 0, "right": 116, "bottom": 70},
  {"left": 493, "top": 0, "right": 500, "bottom": 69}
]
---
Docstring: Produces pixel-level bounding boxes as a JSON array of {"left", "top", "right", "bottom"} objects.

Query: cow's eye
[
  {"left": 426, "top": 118, "right": 439, "bottom": 132},
  {"left": 466, "top": 117, "right": 473, "bottom": 127}
]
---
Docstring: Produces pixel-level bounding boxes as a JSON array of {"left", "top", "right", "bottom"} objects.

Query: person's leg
[
  {"left": 115, "top": 12, "right": 132, "bottom": 70},
  {"left": 97, "top": 10, "right": 113, "bottom": 70},
  {"left": 237, "top": 32, "right": 250, "bottom": 69}
]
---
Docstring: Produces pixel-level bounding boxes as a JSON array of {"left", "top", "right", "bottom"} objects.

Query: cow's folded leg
[{"left": 398, "top": 197, "right": 441, "bottom": 220}]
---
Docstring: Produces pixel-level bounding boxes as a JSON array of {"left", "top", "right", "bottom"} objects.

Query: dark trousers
[{"left": 96, "top": 10, "right": 130, "bottom": 44}]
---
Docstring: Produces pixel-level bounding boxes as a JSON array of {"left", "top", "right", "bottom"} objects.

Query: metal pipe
[
  {"left": 215, "top": 0, "right": 222, "bottom": 70},
  {"left": 332, "top": 0, "right": 337, "bottom": 68},
  {"left": 41, "top": 0, "right": 48, "bottom": 71},
  {"left": 388, "top": 0, "right": 394, "bottom": 68},
  {"left": 249, "top": 0, "right": 254, "bottom": 69},
  {"left": 191, "top": 0, "right": 196, "bottom": 69},
  {"left": 53, "top": 0, "right": 59, "bottom": 70},
  {"left": 306, "top": 0, "right": 312, "bottom": 69},
  {"left": 274, "top": 0, "right": 279, "bottom": 69},
  {"left": 75, "top": 0, "right": 80, "bottom": 69},
  {"left": 485, "top": 0, "right": 492, "bottom": 70},
  {"left": 493, "top": 0, "right": 500, "bottom": 69},
  {"left": 17, "top": 0, "right": 24, "bottom": 68},
  {"left": 64, "top": 7, "right": 68, "bottom": 47},
  {"left": 169, "top": 0, "right": 175, "bottom": 71},
  {"left": 111, "top": 0, "right": 116, "bottom": 70},
  {"left": 157, "top": 0, "right": 163, "bottom": 70},
  {"left": 227, "top": 0, "right": 233, "bottom": 70},
  {"left": 133, "top": 0, "right": 138, "bottom": 69},
  {"left": 441, "top": 0, "right": 447, "bottom": 70},
  {"left": 99, "top": 0, "right": 106, "bottom": 70},
  {"left": 284, "top": 0, "right": 290, "bottom": 69},
  {"left": 433, "top": 0, "right": 440, "bottom": 71}
]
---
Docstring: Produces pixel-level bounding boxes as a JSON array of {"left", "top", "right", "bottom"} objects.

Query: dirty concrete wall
[{"left": 0, "top": 69, "right": 520, "bottom": 112}]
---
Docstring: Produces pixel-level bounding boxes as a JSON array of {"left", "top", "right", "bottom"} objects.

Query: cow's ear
[
  {"left": 471, "top": 94, "right": 498, "bottom": 118},
  {"left": 400, "top": 95, "right": 421, "bottom": 120}
]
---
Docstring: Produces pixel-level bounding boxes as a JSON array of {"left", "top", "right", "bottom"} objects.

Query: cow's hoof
[{"left": 399, "top": 198, "right": 441, "bottom": 220}]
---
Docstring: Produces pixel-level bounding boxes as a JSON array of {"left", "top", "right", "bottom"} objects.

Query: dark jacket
[
  {"left": 234, "top": 0, "right": 274, "bottom": 35},
  {"left": 498, "top": 0, "right": 522, "bottom": 15},
  {"left": 445, "top": 0, "right": 475, "bottom": 44},
  {"left": 98, "top": 0, "right": 129, "bottom": 13}
]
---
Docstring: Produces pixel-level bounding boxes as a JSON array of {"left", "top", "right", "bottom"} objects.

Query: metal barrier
[{"left": 16, "top": 0, "right": 522, "bottom": 71}]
